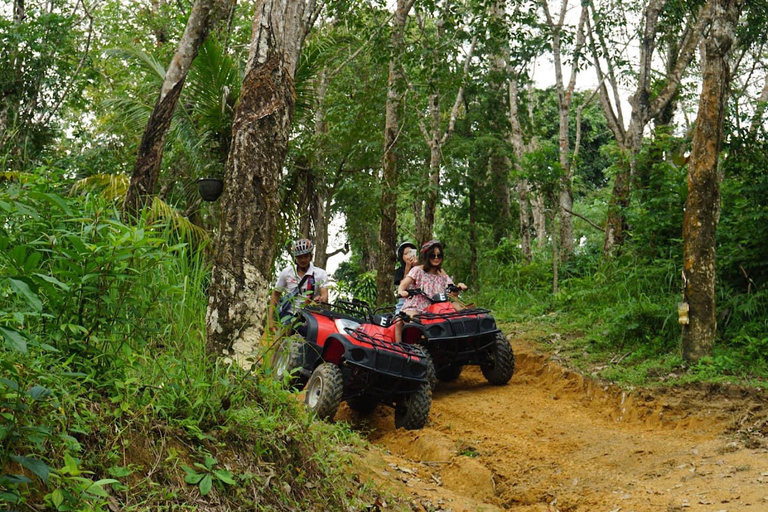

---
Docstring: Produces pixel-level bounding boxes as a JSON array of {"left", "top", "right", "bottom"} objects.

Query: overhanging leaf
[
  {"left": 8, "top": 278, "right": 42, "bottom": 311},
  {"left": 10, "top": 455, "right": 50, "bottom": 482},
  {"left": 0, "top": 327, "right": 27, "bottom": 353}
]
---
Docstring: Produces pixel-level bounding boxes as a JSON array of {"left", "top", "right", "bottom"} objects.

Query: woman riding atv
[{"left": 394, "top": 240, "right": 466, "bottom": 343}]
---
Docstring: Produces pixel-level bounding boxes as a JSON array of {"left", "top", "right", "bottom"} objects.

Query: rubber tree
[
  {"left": 411, "top": 6, "right": 475, "bottom": 247},
  {"left": 538, "top": 0, "right": 588, "bottom": 261},
  {"left": 681, "top": 0, "right": 744, "bottom": 362},
  {"left": 587, "top": 0, "right": 713, "bottom": 257},
  {"left": 376, "top": 0, "right": 416, "bottom": 306},
  {"left": 206, "top": 0, "right": 319, "bottom": 356},
  {"left": 123, "top": 0, "right": 231, "bottom": 218}
]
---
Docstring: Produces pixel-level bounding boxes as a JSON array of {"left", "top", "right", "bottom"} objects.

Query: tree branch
[{"left": 561, "top": 205, "right": 604, "bottom": 232}]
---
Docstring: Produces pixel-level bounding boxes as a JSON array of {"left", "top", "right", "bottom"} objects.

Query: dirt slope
[{"left": 338, "top": 337, "right": 768, "bottom": 512}]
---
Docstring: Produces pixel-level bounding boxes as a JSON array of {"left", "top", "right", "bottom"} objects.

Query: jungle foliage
[{"left": 2, "top": 0, "right": 768, "bottom": 509}]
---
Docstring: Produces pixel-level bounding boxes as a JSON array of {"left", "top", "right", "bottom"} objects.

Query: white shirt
[{"left": 274, "top": 262, "right": 329, "bottom": 313}]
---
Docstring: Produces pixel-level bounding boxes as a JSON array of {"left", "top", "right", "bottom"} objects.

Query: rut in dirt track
[{"left": 338, "top": 337, "right": 768, "bottom": 512}]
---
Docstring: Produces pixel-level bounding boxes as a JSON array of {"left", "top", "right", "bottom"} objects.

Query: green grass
[{"left": 477, "top": 249, "right": 768, "bottom": 391}]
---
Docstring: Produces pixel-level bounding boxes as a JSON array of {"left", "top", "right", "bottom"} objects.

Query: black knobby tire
[
  {"left": 305, "top": 363, "right": 344, "bottom": 421},
  {"left": 480, "top": 332, "right": 515, "bottom": 385},
  {"left": 436, "top": 363, "right": 463, "bottom": 383},
  {"left": 270, "top": 335, "right": 306, "bottom": 390},
  {"left": 394, "top": 384, "right": 431, "bottom": 430},
  {"left": 424, "top": 351, "right": 437, "bottom": 391},
  {"left": 347, "top": 394, "right": 378, "bottom": 415}
]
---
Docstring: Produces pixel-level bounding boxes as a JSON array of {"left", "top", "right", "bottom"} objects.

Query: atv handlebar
[{"left": 400, "top": 284, "right": 465, "bottom": 301}]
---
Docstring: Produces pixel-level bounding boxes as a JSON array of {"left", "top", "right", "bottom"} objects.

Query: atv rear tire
[
  {"left": 436, "top": 363, "right": 463, "bottom": 382},
  {"left": 480, "top": 332, "right": 515, "bottom": 385},
  {"left": 347, "top": 394, "right": 378, "bottom": 415},
  {"left": 394, "top": 384, "right": 431, "bottom": 430},
  {"left": 271, "top": 335, "right": 306, "bottom": 390},
  {"left": 305, "top": 363, "right": 343, "bottom": 421}
]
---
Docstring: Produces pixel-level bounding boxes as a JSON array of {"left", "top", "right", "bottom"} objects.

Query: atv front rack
[
  {"left": 413, "top": 307, "right": 491, "bottom": 322},
  {"left": 345, "top": 327, "right": 427, "bottom": 359},
  {"left": 306, "top": 299, "right": 370, "bottom": 321}
]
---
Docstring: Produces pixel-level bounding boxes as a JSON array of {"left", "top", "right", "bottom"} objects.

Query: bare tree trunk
[
  {"left": 488, "top": 1, "right": 511, "bottom": 244},
  {"left": 411, "top": 17, "right": 475, "bottom": 246},
  {"left": 376, "top": 0, "right": 415, "bottom": 306},
  {"left": 469, "top": 182, "right": 478, "bottom": 283},
  {"left": 539, "top": 0, "right": 588, "bottom": 261},
  {"left": 682, "top": 0, "right": 743, "bottom": 363},
  {"left": 123, "top": 0, "right": 229, "bottom": 218},
  {"left": 508, "top": 77, "right": 532, "bottom": 262},
  {"left": 206, "top": 0, "right": 317, "bottom": 356},
  {"left": 592, "top": 0, "right": 712, "bottom": 257}
]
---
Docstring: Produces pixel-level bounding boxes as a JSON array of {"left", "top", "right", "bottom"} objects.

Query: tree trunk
[
  {"left": 469, "top": 182, "right": 478, "bottom": 283},
  {"left": 540, "top": 0, "right": 588, "bottom": 261},
  {"left": 206, "top": 0, "right": 317, "bottom": 356},
  {"left": 508, "top": 77, "right": 532, "bottom": 262},
  {"left": 681, "top": 0, "right": 743, "bottom": 363},
  {"left": 376, "top": 0, "right": 415, "bottom": 306},
  {"left": 421, "top": 94, "right": 441, "bottom": 246},
  {"left": 123, "top": 0, "right": 228, "bottom": 218}
]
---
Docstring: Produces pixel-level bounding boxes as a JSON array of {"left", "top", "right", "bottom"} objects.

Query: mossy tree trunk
[
  {"left": 206, "top": 0, "right": 317, "bottom": 356},
  {"left": 681, "top": 0, "right": 743, "bottom": 362}
]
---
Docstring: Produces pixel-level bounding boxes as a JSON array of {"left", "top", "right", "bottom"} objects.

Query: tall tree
[
  {"left": 538, "top": 0, "right": 588, "bottom": 261},
  {"left": 123, "top": 0, "right": 230, "bottom": 218},
  {"left": 411, "top": 14, "right": 475, "bottom": 246},
  {"left": 681, "top": 0, "right": 744, "bottom": 362},
  {"left": 376, "top": 0, "right": 416, "bottom": 305},
  {"left": 588, "top": 0, "right": 712, "bottom": 257},
  {"left": 206, "top": 0, "right": 319, "bottom": 355}
]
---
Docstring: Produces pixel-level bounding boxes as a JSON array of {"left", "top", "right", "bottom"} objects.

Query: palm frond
[
  {"left": 69, "top": 173, "right": 130, "bottom": 201},
  {"left": 186, "top": 38, "right": 242, "bottom": 137},
  {"left": 104, "top": 46, "right": 167, "bottom": 83},
  {"left": 149, "top": 196, "right": 209, "bottom": 246}
]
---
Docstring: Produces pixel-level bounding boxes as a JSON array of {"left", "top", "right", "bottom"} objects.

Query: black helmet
[{"left": 396, "top": 241, "right": 417, "bottom": 263}]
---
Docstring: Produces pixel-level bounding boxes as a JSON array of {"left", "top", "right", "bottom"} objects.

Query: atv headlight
[
  {"left": 427, "top": 325, "right": 445, "bottom": 338},
  {"left": 410, "top": 362, "right": 425, "bottom": 378},
  {"left": 348, "top": 348, "right": 367, "bottom": 363},
  {"left": 335, "top": 318, "right": 361, "bottom": 334}
]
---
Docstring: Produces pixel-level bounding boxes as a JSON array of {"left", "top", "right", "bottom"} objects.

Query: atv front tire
[
  {"left": 436, "top": 364, "right": 463, "bottom": 382},
  {"left": 480, "top": 332, "right": 515, "bottom": 385},
  {"left": 347, "top": 394, "right": 378, "bottom": 415},
  {"left": 271, "top": 335, "right": 306, "bottom": 390},
  {"left": 305, "top": 363, "right": 343, "bottom": 421},
  {"left": 394, "top": 384, "right": 431, "bottom": 430}
]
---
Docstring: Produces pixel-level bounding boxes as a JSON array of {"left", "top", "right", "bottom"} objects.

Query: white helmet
[{"left": 292, "top": 238, "right": 314, "bottom": 257}]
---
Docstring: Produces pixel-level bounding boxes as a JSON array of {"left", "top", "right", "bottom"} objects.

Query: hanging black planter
[{"left": 197, "top": 178, "right": 223, "bottom": 202}]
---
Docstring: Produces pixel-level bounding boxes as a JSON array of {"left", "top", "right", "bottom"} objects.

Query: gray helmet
[{"left": 292, "top": 238, "right": 314, "bottom": 257}]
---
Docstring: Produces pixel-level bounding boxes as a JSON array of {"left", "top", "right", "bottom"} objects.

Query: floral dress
[{"left": 401, "top": 266, "right": 454, "bottom": 313}]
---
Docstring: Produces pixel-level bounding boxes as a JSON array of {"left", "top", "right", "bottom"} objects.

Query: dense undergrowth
[
  {"left": 471, "top": 235, "right": 768, "bottom": 390},
  {"left": 0, "top": 176, "right": 397, "bottom": 511}
]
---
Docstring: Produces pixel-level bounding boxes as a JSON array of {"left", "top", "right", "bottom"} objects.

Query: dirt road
[{"left": 339, "top": 336, "right": 768, "bottom": 512}]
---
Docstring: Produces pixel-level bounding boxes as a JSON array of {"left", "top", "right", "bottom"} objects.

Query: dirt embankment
[{"left": 338, "top": 337, "right": 768, "bottom": 512}]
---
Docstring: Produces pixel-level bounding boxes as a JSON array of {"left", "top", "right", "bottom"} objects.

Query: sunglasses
[{"left": 429, "top": 252, "right": 444, "bottom": 260}]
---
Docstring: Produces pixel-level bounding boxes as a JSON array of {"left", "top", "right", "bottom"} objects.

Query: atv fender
[{"left": 321, "top": 334, "right": 348, "bottom": 364}]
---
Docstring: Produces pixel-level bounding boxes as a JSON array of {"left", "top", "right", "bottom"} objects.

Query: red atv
[
  {"left": 394, "top": 285, "right": 515, "bottom": 388},
  {"left": 270, "top": 300, "right": 432, "bottom": 430}
]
